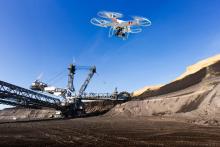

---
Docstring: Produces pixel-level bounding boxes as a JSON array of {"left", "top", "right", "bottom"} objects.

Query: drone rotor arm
[
  {"left": 90, "top": 18, "right": 112, "bottom": 27},
  {"left": 98, "top": 11, "right": 123, "bottom": 19},
  {"left": 129, "top": 27, "right": 142, "bottom": 34},
  {"left": 132, "top": 16, "right": 151, "bottom": 26}
]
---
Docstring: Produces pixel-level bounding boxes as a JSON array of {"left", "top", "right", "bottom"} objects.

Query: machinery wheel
[{"left": 118, "top": 91, "right": 131, "bottom": 101}]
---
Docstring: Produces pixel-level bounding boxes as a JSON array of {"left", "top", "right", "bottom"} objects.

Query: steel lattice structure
[{"left": 0, "top": 80, "right": 61, "bottom": 109}]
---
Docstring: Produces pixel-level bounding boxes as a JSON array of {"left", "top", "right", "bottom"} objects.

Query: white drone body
[{"left": 91, "top": 11, "right": 151, "bottom": 40}]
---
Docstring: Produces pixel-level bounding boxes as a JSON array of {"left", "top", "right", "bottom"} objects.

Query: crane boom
[{"left": 78, "top": 66, "right": 96, "bottom": 97}]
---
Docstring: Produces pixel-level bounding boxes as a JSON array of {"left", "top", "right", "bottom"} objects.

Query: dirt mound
[
  {"left": 84, "top": 100, "right": 122, "bottom": 116},
  {"left": 176, "top": 54, "right": 220, "bottom": 80},
  {"left": 133, "top": 54, "right": 220, "bottom": 97},
  {"left": 0, "top": 107, "right": 58, "bottom": 121},
  {"left": 135, "top": 58, "right": 220, "bottom": 99},
  {"left": 132, "top": 85, "right": 163, "bottom": 97},
  {"left": 0, "top": 100, "right": 121, "bottom": 121},
  {"left": 107, "top": 77, "right": 220, "bottom": 125},
  {"left": 107, "top": 55, "right": 220, "bottom": 126}
]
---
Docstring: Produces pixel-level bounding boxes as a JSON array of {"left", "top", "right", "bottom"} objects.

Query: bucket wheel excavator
[{"left": 1, "top": 64, "right": 130, "bottom": 118}]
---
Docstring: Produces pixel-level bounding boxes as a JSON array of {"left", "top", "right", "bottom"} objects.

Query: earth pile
[{"left": 107, "top": 55, "right": 220, "bottom": 126}]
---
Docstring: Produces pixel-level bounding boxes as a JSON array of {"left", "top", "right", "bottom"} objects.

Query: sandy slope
[
  {"left": 176, "top": 54, "right": 220, "bottom": 80},
  {"left": 107, "top": 56, "right": 220, "bottom": 126},
  {"left": 133, "top": 54, "right": 220, "bottom": 97}
]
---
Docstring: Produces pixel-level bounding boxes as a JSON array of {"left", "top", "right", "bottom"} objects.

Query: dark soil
[{"left": 0, "top": 116, "right": 219, "bottom": 147}]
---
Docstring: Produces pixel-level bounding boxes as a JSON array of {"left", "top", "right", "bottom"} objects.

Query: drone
[{"left": 91, "top": 11, "right": 151, "bottom": 40}]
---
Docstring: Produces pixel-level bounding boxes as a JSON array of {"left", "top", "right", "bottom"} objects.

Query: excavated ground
[
  {"left": 0, "top": 56, "right": 220, "bottom": 146},
  {"left": 107, "top": 60, "right": 220, "bottom": 126},
  {"left": 0, "top": 116, "right": 220, "bottom": 147},
  {"left": 107, "top": 77, "right": 220, "bottom": 126},
  {"left": 0, "top": 100, "right": 120, "bottom": 121}
]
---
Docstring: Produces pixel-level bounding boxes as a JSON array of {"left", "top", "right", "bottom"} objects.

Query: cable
[
  {"left": 46, "top": 69, "right": 66, "bottom": 85},
  {"left": 49, "top": 73, "right": 67, "bottom": 86}
]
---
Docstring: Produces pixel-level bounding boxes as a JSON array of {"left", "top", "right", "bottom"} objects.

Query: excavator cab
[{"left": 30, "top": 80, "right": 48, "bottom": 91}]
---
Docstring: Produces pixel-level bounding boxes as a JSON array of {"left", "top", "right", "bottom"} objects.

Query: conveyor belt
[{"left": 0, "top": 80, "right": 61, "bottom": 109}]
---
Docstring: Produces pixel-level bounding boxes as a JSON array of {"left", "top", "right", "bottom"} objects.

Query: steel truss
[{"left": 0, "top": 80, "right": 61, "bottom": 109}]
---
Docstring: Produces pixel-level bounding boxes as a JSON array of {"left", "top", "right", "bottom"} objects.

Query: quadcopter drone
[{"left": 91, "top": 11, "right": 151, "bottom": 40}]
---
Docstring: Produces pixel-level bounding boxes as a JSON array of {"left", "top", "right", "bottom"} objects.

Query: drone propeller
[
  {"left": 129, "top": 27, "right": 142, "bottom": 33},
  {"left": 90, "top": 18, "right": 110, "bottom": 27},
  {"left": 98, "top": 11, "right": 123, "bottom": 19},
  {"left": 132, "top": 16, "right": 151, "bottom": 26}
]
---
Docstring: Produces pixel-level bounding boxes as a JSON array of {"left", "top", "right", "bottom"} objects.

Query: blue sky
[{"left": 0, "top": 0, "right": 220, "bottom": 109}]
